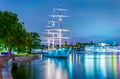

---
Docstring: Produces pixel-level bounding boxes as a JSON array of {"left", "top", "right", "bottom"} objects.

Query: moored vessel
[{"left": 42, "top": 4, "right": 71, "bottom": 58}]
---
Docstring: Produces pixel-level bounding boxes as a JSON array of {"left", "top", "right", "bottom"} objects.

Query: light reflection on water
[
  {"left": 12, "top": 54, "right": 120, "bottom": 79},
  {"left": 45, "top": 58, "right": 68, "bottom": 79}
]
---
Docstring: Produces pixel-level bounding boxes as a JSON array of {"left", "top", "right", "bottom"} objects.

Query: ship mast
[
  {"left": 46, "top": 25, "right": 50, "bottom": 50},
  {"left": 48, "top": 19, "right": 56, "bottom": 49},
  {"left": 54, "top": 4, "right": 68, "bottom": 48},
  {"left": 43, "top": 4, "right": 70, "bottom": 50}
]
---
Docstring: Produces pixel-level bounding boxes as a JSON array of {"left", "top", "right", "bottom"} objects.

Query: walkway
[{"left": 0, "top": 56, "right": 13, "bottom": 79}]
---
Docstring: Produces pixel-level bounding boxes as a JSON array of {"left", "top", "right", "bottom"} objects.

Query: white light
[{"left": 101, "top": 43, "right": 106, "bottom": 46}]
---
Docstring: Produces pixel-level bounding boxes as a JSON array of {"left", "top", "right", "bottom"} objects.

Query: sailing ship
[{"left": 43, "top": 5, "right": 71, "bottom": 58}]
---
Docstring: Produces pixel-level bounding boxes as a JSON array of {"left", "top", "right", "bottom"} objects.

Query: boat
[
  {"left": 85, "top": 43, "right": 120, "bottom": 54},
  {"left": 42, "top": 4, "right": 71, "bottom": 58},
  {"left": 43, "top": 48, "right": 72, "bottom": 58}
]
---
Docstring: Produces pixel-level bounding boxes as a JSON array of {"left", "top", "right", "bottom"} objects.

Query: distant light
[{"left": 101, "top": 43, "right": 106, "bottom": 46}]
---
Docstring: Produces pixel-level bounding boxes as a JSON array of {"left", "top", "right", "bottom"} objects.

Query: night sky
[{"left": 1, "top": 0, "right": 120, "bottom": 43}]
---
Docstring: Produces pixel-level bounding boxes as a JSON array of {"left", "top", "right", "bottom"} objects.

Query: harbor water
[{"left": 12, "top": 53, "right": 120, "bottom": 79}]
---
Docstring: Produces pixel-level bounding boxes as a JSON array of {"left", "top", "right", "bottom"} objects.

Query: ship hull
[{"left": 43, "top": 48, "right": 71, "bottom": 58}]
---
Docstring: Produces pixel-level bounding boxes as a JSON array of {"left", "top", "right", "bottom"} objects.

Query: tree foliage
[
  {"left": 0, "top": 11, "right": 41, "bottom": 53},
  {"left": 64, "top": 40, "right": 68, "bottom": 47},
  {"left": 30, "top": 32, "right": 41, "bottom": 49}
]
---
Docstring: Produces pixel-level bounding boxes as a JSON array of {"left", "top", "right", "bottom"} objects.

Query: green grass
[{"left": 15, "top": 53, "right": 36, "bottom": 57}]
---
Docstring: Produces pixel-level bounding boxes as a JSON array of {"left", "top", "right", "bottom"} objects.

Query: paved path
[
  {"left": 0, "top": 56, "right": 13, "bottom": 79},
  {"left": 2, "top": 61, "right": 13, "bottom": 79}
]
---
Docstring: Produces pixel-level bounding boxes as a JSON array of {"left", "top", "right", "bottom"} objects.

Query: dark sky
[{"left": 1, "top": 0, "right": 120, "bottom": 43}]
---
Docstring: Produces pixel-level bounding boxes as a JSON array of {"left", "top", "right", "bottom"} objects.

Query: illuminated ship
[
  {"left": 85, "top": 43, "right": 120, "bottom": 54},
  {"left": 42, "top": 5, "right": 71, "bottom": 58}
]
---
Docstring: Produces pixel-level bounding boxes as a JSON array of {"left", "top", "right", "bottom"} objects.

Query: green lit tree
[
  {"left": 0, "top": 11, "right": 22, "bottom": 52},
  {"left": 0, "top": 11, "right": 41, "bottom": 54},
  {"left": 28, "top": 32, "right": 41, "bottom": 53},
  {"left": 64, "top": 40, "right": 68, "bottom": 47}
]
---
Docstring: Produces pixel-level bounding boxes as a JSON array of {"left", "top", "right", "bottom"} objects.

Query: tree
[
  {"left": 0, "top": 11, "right": 21, "bottom": 52},
  {"left": 0, "top": 11, "right": 41, "bottom": 54},
  {"left": 12, "top": 28, "right": 31, "bottom": 53},
  {"left": 64, "top": 41, "right": 68, "bottom": 47},
  {"left": 29, "top": 32, "right": 41, "bottom": 53}
]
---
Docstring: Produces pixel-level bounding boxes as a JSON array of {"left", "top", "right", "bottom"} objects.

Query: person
[
  {"left": 8, "top": 55, "right": 17, "bottom": 72},
  {"left": 8, "top": 55, "right": 14, "bottom": 71},
  {"left": 8, "top": 48, "right": 11, "bottom": 58},
  {"left": 11, "top": 56, "right": 18, "bottom": 72}
]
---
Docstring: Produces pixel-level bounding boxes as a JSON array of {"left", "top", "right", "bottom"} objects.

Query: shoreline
[
  {"left": 2, "top": 55, "right": 38, "bottom": 79},
  {"left": 15, "top": 55, "right": 38, "bottom": 62}
]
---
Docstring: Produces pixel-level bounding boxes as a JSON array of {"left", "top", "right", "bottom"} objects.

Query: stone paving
[
  {"left": 2, "top": 61, "right": 13, "bottom": 79},
  {"left": 0, "top": 56, "right": 12, "bottom": 79}
]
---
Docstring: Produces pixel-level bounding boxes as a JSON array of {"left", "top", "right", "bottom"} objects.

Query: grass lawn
[{"left": 15, "top": 53, "right": 36, "bottom": 57}]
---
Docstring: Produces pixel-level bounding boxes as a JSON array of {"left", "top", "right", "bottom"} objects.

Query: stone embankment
[
  {"left": 15, "top": 55, "right": 38, "bottom": 62},
  {"left": 2, "top": 55, "right": 38, "bottom": 79}
]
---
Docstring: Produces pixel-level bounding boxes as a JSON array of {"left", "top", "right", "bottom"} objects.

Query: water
[{"left": 12, "top": 54, "right": 120, "bottom": 79}]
